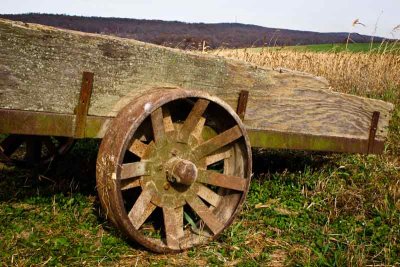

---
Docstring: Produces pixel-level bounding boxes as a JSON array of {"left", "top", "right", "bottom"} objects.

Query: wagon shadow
[
  {"left": 0, "top": 139, "right": 99, "bottom": 201},
  {"left": 0, "top": 141, "right": 335, "bottom": 204},
  {"left": 252, "top": 148, "right": 334, "bottom": 176},
  {"left": 0, "top": 140, "right": 334, "bottom": 252},
  {"left": 0, "top": 139, "right": 144, "bottom": 250}
]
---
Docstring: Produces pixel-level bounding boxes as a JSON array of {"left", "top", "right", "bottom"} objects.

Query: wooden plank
[
  {"left": 0, "top": 109, "right": 390, "bottom": 154},
  {"left": 244, "top": 88, "right": 393, "bottom": 142},
  {"left": 248, "top": 129, "right": 384, "bottom": 154},
  {"left": 0, "top": 109, "right": 110, "bottom": 138},
  {"left": 0, "top": 18, "right": 330, "bottom": 117},
  {"left": 0, "top": 109, "right": 75, "bottom": 137}
]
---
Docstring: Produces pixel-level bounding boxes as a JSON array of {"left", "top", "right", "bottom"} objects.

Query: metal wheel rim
[{"left": 96, "top": 88, "right": 252, "bottom": 252}]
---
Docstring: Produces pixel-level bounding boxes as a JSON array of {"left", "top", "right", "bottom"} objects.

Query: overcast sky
[{"left": 1, "top": 0, "right": 399, "bottom": 38}]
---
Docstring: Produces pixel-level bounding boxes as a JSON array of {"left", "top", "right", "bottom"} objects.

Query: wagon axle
[{"left": 165, "top": 158, "right": 198, "bottom": 186}]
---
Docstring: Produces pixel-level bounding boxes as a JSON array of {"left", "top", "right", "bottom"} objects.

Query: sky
[{"left": 1, "top": 0, "right": 399, "bottom": 38}]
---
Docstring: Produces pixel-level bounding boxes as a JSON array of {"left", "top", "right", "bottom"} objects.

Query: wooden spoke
[
  {"left": 151, "top": 107, "right": 165, "bottom": 143},
  {"left": 194, "top": 125, "right": 242, "bottom": 159},
  {"left": 0, "top": 150, "right": 9, "bottom": 162},
  {"left": 197, "top": 170, "right": 247, "bottom": 191},
  {"left": 186, "top": 196, "right": 224, "bottom": 235},
  {"left": 0, "top": 135, "right": 24, "bottom": 156},
  {"left": 162, "top": 107, "right": 175, "bottom": 133},
  {"left": 205, "top": 149, "right": 232, "bottom": 166},
  {"left": 128, "top": 139, "right": 149, "bottom": 158},
  {"left": 42, "top": 137, "right": 57, "bottom": 155},
  {"left": 120, "top": 162, "right": 149, "bottom": 180},
  {"left": 24, "top": 137, "right": 42, "bottom": 163},
  {"left": 192, "top": 116, "right": 206, "bottom": 140},
  {"left": 128, "top": 188, "right": 157, "bottom": 229},
  {"left": 163, "top": 206, "right": 184, "bottom": 249},
  {"left": 55, "top": 136, "right": 69, "bottom": 144},
  {"left": 197, "top": 184, "right": 222, "bottom": 207},
  {"left": 121, "top": 178, "right": 141, "bottom": 190},
  {"left": 178, "top": 99, "right": 209, "bottom": 143}
]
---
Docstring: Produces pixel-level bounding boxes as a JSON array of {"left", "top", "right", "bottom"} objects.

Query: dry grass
[{"left": 213, "top": 48, "right": 400, "bottom": 95}]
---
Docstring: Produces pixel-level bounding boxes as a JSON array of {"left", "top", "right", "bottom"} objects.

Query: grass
[
  {"left": 1, "top": 49, "right": 399, "bottom": 265},
  {"left": 288, "top": 43, "right": 400, "bottom": 53},
  {"left": 231, "top": 42, "right": 400, "bottom": 54}
]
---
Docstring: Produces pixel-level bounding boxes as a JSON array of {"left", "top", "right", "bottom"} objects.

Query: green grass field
[{"left": 239, "top": 42, "right": 400, "bottom": 54}]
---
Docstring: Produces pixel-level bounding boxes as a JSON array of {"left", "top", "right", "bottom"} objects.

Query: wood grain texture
[
  {"left": 0, "top": 19, "right": 394, "bottom": 144},
  {"left": 244, "top": 87, "right": 393, "bottom": 141},
  {"left": 0, "top": 18, "right": 328, "bottom": 117}
]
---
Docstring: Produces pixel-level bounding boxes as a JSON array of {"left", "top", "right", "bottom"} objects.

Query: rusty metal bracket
[
  {"left": 367, "top": 111, "right": 380, "bottom": 154},
  {"left": 75, "top": 72, "right": 94, "bottom": 138},
  {"left": 236, "top": 90, "right": 249, "bottom": 121}
]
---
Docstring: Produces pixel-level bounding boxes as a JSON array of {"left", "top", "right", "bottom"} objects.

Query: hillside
[{"left": 0, "top": 13, "right": 386, "bottom": 49}]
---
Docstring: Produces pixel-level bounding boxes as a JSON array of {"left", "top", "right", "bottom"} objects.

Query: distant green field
[{"left": 241, "top": 42, "right": 400, "bottom": 53}]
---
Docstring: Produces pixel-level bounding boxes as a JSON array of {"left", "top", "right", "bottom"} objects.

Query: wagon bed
[
  {"left": 0, "top": 19, "right": 395, "bottom": 253},
  {"left": 0, "top": 19, "right": 393, "bottom": 154}
]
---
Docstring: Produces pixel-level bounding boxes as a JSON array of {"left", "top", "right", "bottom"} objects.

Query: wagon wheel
[
  {"left": 96, "top": 89, "right": 252, "bottom": 252},
  {"left": 0, "top": 134, "right": 74, "bottom": 167}
]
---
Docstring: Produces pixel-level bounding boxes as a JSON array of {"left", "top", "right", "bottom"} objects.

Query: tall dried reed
[{"left": 214, "top": 48, "right": 400, "bottom": 96}]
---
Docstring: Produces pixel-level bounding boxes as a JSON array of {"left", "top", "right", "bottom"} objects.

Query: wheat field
[{"left": 214, "top": 48, "right": 400, "bottom": 96}]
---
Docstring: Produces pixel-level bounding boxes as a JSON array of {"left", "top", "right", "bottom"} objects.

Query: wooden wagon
[{"left": 0, "top": 19, "right": 394, "bottom": 253}]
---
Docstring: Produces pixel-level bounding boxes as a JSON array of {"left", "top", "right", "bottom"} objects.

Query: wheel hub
[
  {"left": 166, "top": 157, "right": 198, "bottom": 185},
  {"left": 141, "top": 131, "right": 204, "bottom": 209}
]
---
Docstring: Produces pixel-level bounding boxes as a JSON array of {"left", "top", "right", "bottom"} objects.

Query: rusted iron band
[
  {"left": 236, "top": 90, "right": 249, "bottom": 121},
  {"left": 75, "top": 72, "right": 94, "bottom": 138},
  {"left": 367, "top": 111, "right": 380, "bottom": 154}
]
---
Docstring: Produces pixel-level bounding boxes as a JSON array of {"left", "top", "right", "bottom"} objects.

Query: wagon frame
[{"left": 0, "top": 19, "right": 394, "bottom": 252}]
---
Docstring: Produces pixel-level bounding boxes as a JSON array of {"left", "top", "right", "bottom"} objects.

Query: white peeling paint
[{"left": 144, "top": 102, "right": 152, "bottom": 113}]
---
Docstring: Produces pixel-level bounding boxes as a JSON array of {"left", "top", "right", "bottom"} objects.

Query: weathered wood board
[{"left": 0, "top": 19, "right": 394, "bottom": 153}]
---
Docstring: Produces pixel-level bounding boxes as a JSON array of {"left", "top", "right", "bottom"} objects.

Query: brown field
[{"left": 214, "top": 48, "right": 400, "bottom": 96}]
